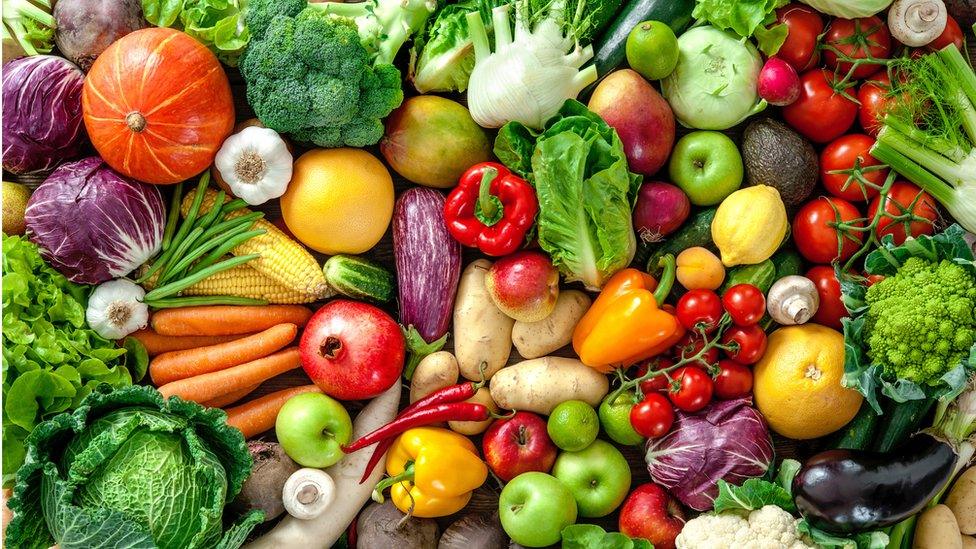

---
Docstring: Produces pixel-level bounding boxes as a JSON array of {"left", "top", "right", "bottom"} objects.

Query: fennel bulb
[{"left": 465, "top": 0, "right": 598, "bottom": 129}]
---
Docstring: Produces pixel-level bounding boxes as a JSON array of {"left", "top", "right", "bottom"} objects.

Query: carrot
[
  {"left": 129, "top": 329, "right": 252, "bottom": 356},
  {"left": 225, "top": 384, "right": 322, "bottom": 438},
  {"left": 157, "top": 347, "right": 302, "bottom": 403},
  {"left": 201, "top": 385, "right": 260, "bottom": 408},
  {"left": 151, "top": 305, "right": 314, "bottom": 336},
  {"left": 149, "top": 323, "right": 298, "bottom": 385}
]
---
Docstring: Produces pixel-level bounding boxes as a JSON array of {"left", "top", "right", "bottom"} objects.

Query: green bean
[
  {"left": 189, "top": 229, "right": 267, "bottom": 276},
  {"left": 161, "top": 182, "right": 184, "bottom": 252},
  {"left": 190, "top": 190, "right": 226, "bottom": 234},
  {"left": 145, "top": 296, "right": 268, "bottom": 308},
  {"left": 200, "top": 211, "right": 263, "bottom": 242},
  {"left": 157, "top": 226, "right": 204, "bottom": 284},
  {"left": 144, "top": 254, "right": 260, "bottom": 301},
  {"left": 163, "top": 224, "right": 255, "bottom": 280}
]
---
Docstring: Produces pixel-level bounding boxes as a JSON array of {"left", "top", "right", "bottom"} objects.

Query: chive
[{"left": 144, "top": 254, "right": 260, "bottom": 301}]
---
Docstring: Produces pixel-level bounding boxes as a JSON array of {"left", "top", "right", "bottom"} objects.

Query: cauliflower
[{"left": 675, "top": 505, "right": 816, "bottom": 549}]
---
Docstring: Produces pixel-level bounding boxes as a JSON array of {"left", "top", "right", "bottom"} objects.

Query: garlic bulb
[
  {"left": 214, "top": 126, "right": 293, "bottom": 205},
  {"left": 85, "top": 279, "right": 149, "bottom": 339}
]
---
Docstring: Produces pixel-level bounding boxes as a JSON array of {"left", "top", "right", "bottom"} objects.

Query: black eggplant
[{"left": 793, "top": 434, "right": 957, "bottom": 534}]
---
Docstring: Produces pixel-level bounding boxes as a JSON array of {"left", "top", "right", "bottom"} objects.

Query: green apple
[
  {"left": 499, "top": 472, "right": 577, "bottom": 547},
  {"left": 275, "top": 392, "right": 352, "bottom": 468},
  {"left": 552, "top": 439, "right": 632, "bottom": 518},
  {"left": 668, "top": 130, "right": 743, "bottom": 206},
  {"left": 599, "top": 390, "right": 644, "bottom": 446}
]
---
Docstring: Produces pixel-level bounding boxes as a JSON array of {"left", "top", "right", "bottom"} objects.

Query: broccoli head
[{"left": 863, "top": 257, "right": 976, "bottom": 386}]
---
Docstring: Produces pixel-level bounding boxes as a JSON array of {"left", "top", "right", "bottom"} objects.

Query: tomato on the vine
[
  {"left": 823, "top": 16, "right": 892, "bottom": 80},
  {"left": 630, "top": 393, "right": 675, "bottom": 438},
  {"left": 668, "top": 366, "right": 713, "bottom": 412},
  {"left": 858, "top": 71, "right": 898, "bottom": 136},
  {"left": 928, "top": 15, "right": 964, "bottom": 51},
  {"left": 635, "top": 357, "right": 674, "bottom": 394},
  {"left": 774, "top": 3, "right": 824, "bottom": 72},
  {"left": 672, "top": 333, "right": 720, "bottom": 370},
  {"left": 867, "top": 181, "right": 938, "bottom": 245},
  {"left": 713, "top": 360, "right": 754, "bottom": 400},
  {"left": 793, "top": 197, "right": 864, "bottom": 263},
  {"left": 806, "top": 266, "right": 848, "bottom": 330},
  {"left": 783, "top": 69, "right": 859, "bottom": 143},
  {"left": 722, "top": 284, "right": 766, "bottom": 326},
  {"left": 721, "top": 325, "right": 767, "bottom": 365},
  {"left": 676, "top": 289, "right": 723, "bottom": 333},
  {"left": 820, "top": 134, "right": 888, "bottom": 201}
]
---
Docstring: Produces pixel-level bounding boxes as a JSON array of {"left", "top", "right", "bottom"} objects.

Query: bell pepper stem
[
  {"left": 474, "top": 168, "right": 505, "bottom": 227},
  {"left": 652, "top": 254, "right": 676, "bottom": 304},
  {"left": 372, "top": 461, "right": 415, "bottom": 504},
  {"left": 402, "top": 326, "right": 449, "bottom": 380}
]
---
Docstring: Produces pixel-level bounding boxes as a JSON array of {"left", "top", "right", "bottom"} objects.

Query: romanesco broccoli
[{"left": 863, "top": 257, "right": 976, "bottom": 386}]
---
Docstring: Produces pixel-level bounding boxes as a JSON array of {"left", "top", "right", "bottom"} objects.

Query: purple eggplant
[{"left": 393, "top": 187, "right": 462, "bottom": 377}]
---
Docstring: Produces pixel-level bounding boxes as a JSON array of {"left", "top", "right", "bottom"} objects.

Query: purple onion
[
  {"left": 24, "top": 157, "right": 166, "bottom": 284},
  {"left": 2, "top": 55, "right": 86, "bottom": 175},
  {"left": 393, "top": 187, "right": 461, "bottom": 342},
  {"left": 646, "top": 397, "right": 774, "bottom": 510}
]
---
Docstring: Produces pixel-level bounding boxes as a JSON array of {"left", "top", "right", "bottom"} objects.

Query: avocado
[{"left": 741, "top": 118, "right": 818, "bottom": 207}]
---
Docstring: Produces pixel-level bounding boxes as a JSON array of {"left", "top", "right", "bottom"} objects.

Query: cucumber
[
  {"left": 323, "top": 255, "right": 395, "bottom": 303},
  {"left": 831, "top": 402, "right": 882, "bottom": 450},
  {"left": 589, "top": 0, "right": 696, "bottom": 79},
  {"left": 722, "top": 260, "right": 776, "bottom": 294},
  {"left": 771, "top": 250, "right": 803, "bottom": 279},
  {"left": 644, "top": 207, "right": 717, "bottom": 272},
  {"left": 873, "top": 397, "right": 937, "bottom": 453}
]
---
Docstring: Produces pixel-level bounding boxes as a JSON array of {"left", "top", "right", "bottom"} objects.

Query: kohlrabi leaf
[
  {"left": 712, "top": 477, "right": 795, "bottom": 514},
  {"left": 691, "top": 0, "right": 787, "bottom": 53}
]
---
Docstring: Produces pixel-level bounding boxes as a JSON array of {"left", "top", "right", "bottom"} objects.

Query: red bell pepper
[{"left": 443, "top": 162, "right": 538, "bottom": 256}]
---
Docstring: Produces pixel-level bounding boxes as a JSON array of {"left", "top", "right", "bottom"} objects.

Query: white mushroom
[
  {"left": 767, "top": 276, "right": 819, "bottom": 325},
  {"left": 282, "top": 468, "right": 335, "bottom": 520},
  {"left": 888, "top": 0, "right": 948, "bottom": 47}
]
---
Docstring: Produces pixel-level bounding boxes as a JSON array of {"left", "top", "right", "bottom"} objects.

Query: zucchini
[
  {"left": 323, "top": 255, "right": 395, "bottom": 303},
  {"left": 722, "top": 260, "right": 776, "bottom": 294},
  {"left": 644, "top": 207, "right": 717, "bottom": 271},
  {"left": 873, "top": 397, "right": 937, "bottom": 453},
  {"left": 590, "top": 0, "right": 696, "bottom": 79},
  {"left": 771, "top": 250, "right": 803, "bottom": 279},
  {"left": 831, "top": 402, "right": 882, "bottom": 450}
]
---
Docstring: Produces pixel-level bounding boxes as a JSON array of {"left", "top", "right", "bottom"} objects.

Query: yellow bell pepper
[{"left": 376, "top": 427, "right": 488, "bottom": 517}]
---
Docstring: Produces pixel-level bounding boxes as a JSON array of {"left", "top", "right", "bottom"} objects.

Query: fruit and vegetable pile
[{"left": 3, "top": 0, "right": 976, "bottom": 547}]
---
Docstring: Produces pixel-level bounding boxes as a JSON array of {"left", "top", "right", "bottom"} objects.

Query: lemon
[
  {"left": 281, "top": 148, "right": 394, "bottom": 255},
  {"left": 753, "top": 324, "right": 863, "bottom": 439},
  {"left": 711, "top": 185, "right": 787, "bottom": 267}
]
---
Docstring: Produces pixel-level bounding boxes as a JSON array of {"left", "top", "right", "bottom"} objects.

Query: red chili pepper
[
  {"left": 345, "top": 402, "right": 489, "bottom": 454},
  {"left": 443, "top": 162, "right": 538, "bottom": 256}
]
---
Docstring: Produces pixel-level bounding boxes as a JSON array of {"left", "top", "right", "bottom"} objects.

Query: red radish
[
  {"left": 633, "top": 182, "right": 690, "bottom": 242},
  {"left": 758, "top": 58, "right": 801, "bottom": 106}
]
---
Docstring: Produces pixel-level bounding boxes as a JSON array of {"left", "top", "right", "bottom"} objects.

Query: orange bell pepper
[{"left": 572, "top": 255, "right": 684, "bottom": 372}]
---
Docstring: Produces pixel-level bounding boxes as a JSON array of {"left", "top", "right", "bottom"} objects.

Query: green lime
[
  {"left": 598, "top": 391, "right": 645, "bottom": 446},
  {"left": 547, "top": 400, "right": 599, "bottom": 451},
  {"left": 626, "top": 20, "right": 679, "bottom": 81}
]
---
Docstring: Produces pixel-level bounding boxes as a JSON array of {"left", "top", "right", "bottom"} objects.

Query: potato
[
  {"left": 410, "top": 351, "right": 459, "bottom": 403},
  {"left": 963, "top": 537, "right": 976, "bottom": 549},
  {"left": 489, "top": 357, "right": 609, "bottom": 415},
  {"left": 947, "top": 466, "right": 976, "bottom": 534},
  {"left": 449, "top": 387, "right": 498, "bottom": 435},
  {"left": 913, "top": 504, "right": 962, "bottom": 549},
  {"left": 454, "top": 260, "right": 514, "bottom": 380},
  {"left": 512, "top": 290, "right": 591, "bottom": 359}
]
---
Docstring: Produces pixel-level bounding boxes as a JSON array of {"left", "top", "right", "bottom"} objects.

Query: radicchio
[
  {"left": 24, "top": 157, "right": 165, "bottom": 284},
  {"left": 645, "top": 397, "right": 773, "bottom": 510},
  {"left": 2, "top": 55, "right": 86, "bottom": 175}
]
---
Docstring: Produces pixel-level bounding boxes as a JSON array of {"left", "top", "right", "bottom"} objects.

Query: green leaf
[
  {"left": 796, "top": 519, "right": 889, "bottom": 549},
  {"left": 753, "top": 21, "right": 788, "bottom": 56},
  {"left": 712, "top": 477, "right": 795, "bottom": 514},
  {"left": 142, "top": 0, "right": 186, "bottom": 27},
  {"left": 691, "top": 0, "right": 787, "bottom": 47},
  {"left": 122, "top": 337, "right": 150, "bottom": 382},
  {"left": 776, "top": 459, "right": 801, "bottom": 494},
  {"left": 561, "top": 524, "right": 654, "bottom": 549},
  {"left": 4, "top": 370, "right": 76, "bottom": 431}
]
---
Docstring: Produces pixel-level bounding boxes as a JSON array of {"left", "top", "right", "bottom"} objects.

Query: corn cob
[
  {"left": 182, "top": 188, "right": 330, "bottom": 299},
  {"left": 179, "top": 263, "right": 319, "bottom": 304}
]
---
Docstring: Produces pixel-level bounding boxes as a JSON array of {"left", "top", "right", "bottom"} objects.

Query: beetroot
[
  {"left": 633, "top": 182, "right": 690, "bottom": 242},
  {"left": 54, "top": 0, "right": 146, "bottom": 71},
  {"left": 758, "top": 57, "right": 801, "bottom": 106}
]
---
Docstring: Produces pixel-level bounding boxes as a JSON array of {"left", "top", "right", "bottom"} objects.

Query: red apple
[
  {"left": 300, "top": 299, "right": 405, "bottom": 400},
  {"left": 484, "top": 250, "right": 559, "bottom": 322},
  {"left": 482, "top": 412, "right": 557, "bottom": 481},
  {"left": 619, "top": 483, "right": 686, "bottom": 549}
]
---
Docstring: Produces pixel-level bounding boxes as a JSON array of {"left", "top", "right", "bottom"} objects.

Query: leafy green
[
  {"left": 561, "top": 524, "right": 654, "bottom": 549},
  {"left": 142, "top": 0, "right": 249, "bottom": 66},
  {"left": 494, "top": 100, "right": 640, "bottom": 290},
  {"left": 712, "top": 459, "right": 800, "bottom": 514},
  {"left": 4, "top": 385, "right": 262, "bottom": 549},
  {"left": 409, "top": 0, "right": 500, "bottom": 93},
  {"left": 796, "top": 519, "right": 889, "bottom": 549},
  {"left": 1, "top": 234, "right": 147, "bottom": 488},
  {"left": 691, "top": 0, "right": 788, "bottom": 56}
]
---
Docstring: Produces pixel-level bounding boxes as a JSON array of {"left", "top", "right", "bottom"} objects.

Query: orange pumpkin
[{"left": 82, "top": 28, "right": 234, "bottom": 185}]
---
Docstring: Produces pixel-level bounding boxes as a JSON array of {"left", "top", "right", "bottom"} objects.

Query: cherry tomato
[
  {"left": 865, "top": 273, "right": 885, "bottom": 286},
  {"left": 793, "top": 197, "right": 864, "bottom": 263},
  {"left": 676, "top": 289, "right": 723, "bottom": 333},
  {"left": 928, "top": 15, "right": 964, "bottom": 51},
  {"left": 673, "top": 333, "right": 720, "bottom": 370},
  {"left": 806, "top": 266, "right": 848, "bottom": 330},
  {"left": 721, "top": 325, "right": 768, "bottom": 365},
  {"left": 635, "top": 357, "right": 674, "bottom": 394},
  {"left": 867, "top": 181, "right": 938, "bottom": 245},
  {"left": 630, "top": 393, "right": 675, "bottom": 438},
  {"left": 858, "top": 71, "right": 895, "bottom": 136},
  {"left": 783, "top": 69, "right": 859, "bottom": 143},
  {"left": 820, "top": 134, "right": 888, "bottom": 201},
  {"left": 722, "top": 284, "right": 766, "bottom": 326},
  {"left": 823, "top": 16, "right": 892, "bottom": 80},
  {"left": 668, "top": 366, "right": 714, "bottom": 412},
  {"left": 774, "top": 3, "right": 824, "bottom": 72},
  {"left": 713, "top": 360, "right": 754, "bottom": 399}
]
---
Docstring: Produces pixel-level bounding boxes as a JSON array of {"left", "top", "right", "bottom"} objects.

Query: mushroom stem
[
  {"left": 282, "top": 468, "right": 336, "bottom": 520},
  {"left": 767, "top": 275, "right": 820, "bottom": 326}
]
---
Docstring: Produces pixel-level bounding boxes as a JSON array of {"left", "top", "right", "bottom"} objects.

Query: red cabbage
[
  {"left": 1, "top": 55, "right": 86, "bottom": 175},
  {"left": 645, "top": 397, "right": 773, "bottom": 511},
  {"left": 24, "top": 157, "right": 166, "bottom": 284}
]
